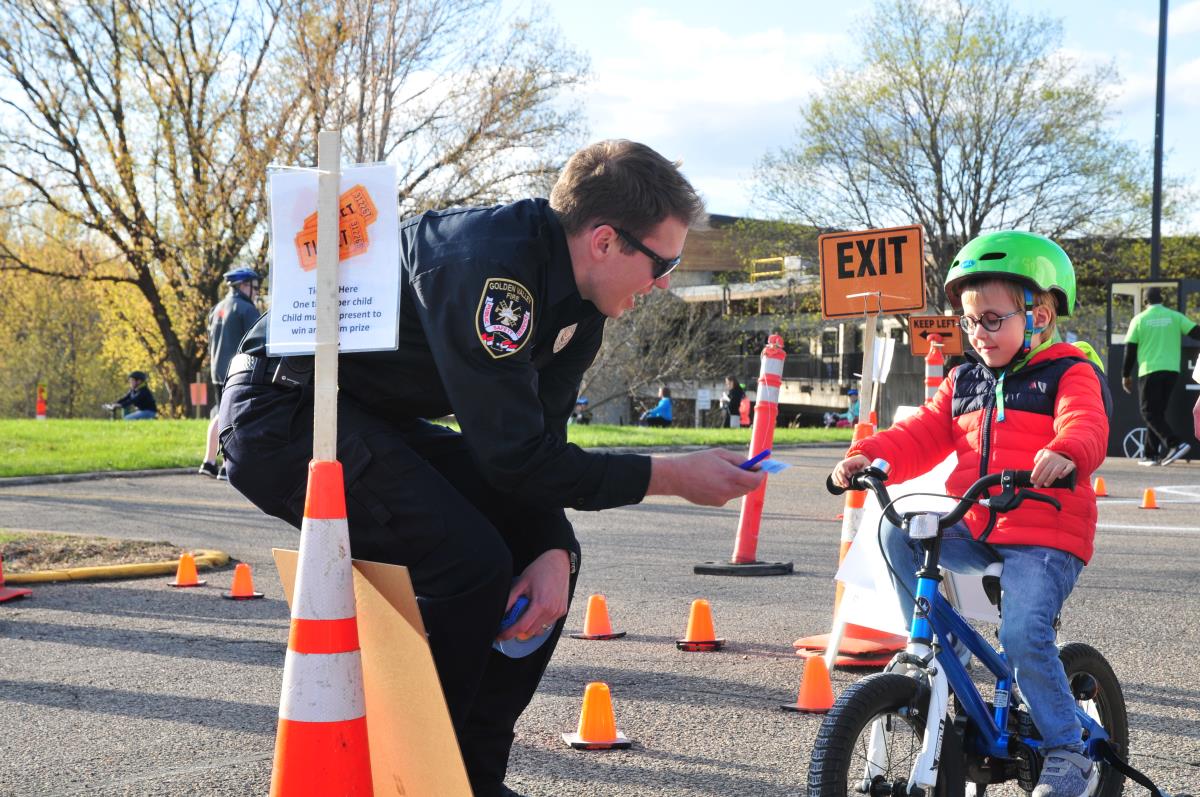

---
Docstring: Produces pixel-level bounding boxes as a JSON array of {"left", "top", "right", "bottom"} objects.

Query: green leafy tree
[{"left": 755, "top": 0, "right": 1191, "bottom": 309}]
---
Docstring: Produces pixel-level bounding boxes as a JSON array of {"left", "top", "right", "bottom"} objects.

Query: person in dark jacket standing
[
  {"left": 219, "top": 140, "right": 764, "bottom": 797},
  {"left": 721, "top": 375, "right": 745, "bottom": 428},
  {"left": 199, "top": 268, "right": 261, "bottom": 478},
  {"left": 1121, "top": 286, "right": 1200, "bottom": 465},
  {"left": 104, "top": 371, "right": 157, "bottom": 419}
]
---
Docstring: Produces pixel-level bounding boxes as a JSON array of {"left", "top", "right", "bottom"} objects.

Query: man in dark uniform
[
  {"left": 200, "top": 268, "right": 261, "bottom": 478},
  {"left": 219, "top": 140, "right": 763, "bottom": 796}
]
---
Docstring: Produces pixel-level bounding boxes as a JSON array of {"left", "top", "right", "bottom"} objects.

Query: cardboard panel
[{"left": 273, "top": 549, "right": 471, "bottom": 797}]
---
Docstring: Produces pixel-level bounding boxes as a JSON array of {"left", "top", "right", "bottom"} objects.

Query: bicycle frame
[{"left": 878, "top": 526, "right": 1111, "bottom": 791}]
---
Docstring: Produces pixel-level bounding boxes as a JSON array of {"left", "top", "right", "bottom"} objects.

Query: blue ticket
[{"left": 758, "top": 458, "right": 791, "bottom": 474}]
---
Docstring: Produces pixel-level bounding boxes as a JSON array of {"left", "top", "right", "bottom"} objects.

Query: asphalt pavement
[{"left": 0, "top": 447, "right": 1197, "bottom": 796}]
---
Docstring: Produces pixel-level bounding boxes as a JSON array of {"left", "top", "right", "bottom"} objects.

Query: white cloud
[
  {"left": 1123, "top": 0, "right": 1200, "bottom": 36},
  {"left": 577, "top": 8, "right": 846, "bottom": 213}
]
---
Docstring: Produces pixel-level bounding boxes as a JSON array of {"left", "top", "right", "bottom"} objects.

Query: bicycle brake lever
[{"left": 1020, "top": 490, "right": 1061, "bottom": 511}]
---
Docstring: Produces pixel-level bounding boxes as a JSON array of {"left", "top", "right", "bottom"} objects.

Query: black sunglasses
[{"left": 612, "top": 226, "right": 682, "bottom": 280}]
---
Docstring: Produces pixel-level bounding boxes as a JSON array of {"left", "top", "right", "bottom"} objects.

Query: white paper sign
[
  {"left": 695, "top": 389, "right": 711, "bottom": 408},
  {"left": 873, "top": 337, "right": 897, "bottom": 384},
  {"left": 266, "top": 164, "right": 401, "bottom": 356}
]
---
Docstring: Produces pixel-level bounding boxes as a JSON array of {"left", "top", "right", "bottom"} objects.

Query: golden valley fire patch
[{"left": 476, "top": 277, "right": 534, "bottom": 358}]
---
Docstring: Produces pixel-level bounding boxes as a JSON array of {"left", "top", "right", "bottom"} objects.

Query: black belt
[
  {"left": 224, "top": 353, "right": 272, "bottom": 383},
  {"left": 224, "top": 353, "right": 313, "bottom": 388}
]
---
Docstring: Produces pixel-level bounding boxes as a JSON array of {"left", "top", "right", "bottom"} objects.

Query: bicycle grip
[
  {"left": 825, "top": 474, "right": 846, "bottom": 496},
  {"left": 1013, "top": 470, "right": 1077, "bottom": 490}
]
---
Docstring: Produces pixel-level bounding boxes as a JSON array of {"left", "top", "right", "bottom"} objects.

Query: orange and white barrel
[{"left": 924, "top": 335, "right": 945, "bottom": 402}]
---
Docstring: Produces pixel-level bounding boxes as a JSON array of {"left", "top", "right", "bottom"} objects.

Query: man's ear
[{"left": 590, "top": 224, "right": 616, "bottom": 259}]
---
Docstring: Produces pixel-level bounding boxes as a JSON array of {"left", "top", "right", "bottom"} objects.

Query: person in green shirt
[{"left": 1122, "top": 287, "right": 1200, "bottom": 465}]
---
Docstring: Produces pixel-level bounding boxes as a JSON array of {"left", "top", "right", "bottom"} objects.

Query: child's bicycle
[{"left": 814, "top": 460, "right": 1189, "bottom": 797}]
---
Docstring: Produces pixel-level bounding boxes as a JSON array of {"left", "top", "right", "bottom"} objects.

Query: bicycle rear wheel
[
  {"left": 1059, "top": 642, "right": 1128, "bottom": 797},
  {"left": 808, "top": 672, "right": 953, "bottom": 797}
]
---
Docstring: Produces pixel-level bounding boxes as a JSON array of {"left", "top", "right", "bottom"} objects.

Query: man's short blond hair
[{"left": 550, "top": 140, "right": 705, "bottom": 239}]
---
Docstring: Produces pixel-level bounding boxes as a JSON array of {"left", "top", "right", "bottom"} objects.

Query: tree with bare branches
[
  {"left": 581, "top": 291, "right": 730, "bottom": 422},
  {"left": 0, "top": 0, "right": 586, "bottom": 412}
]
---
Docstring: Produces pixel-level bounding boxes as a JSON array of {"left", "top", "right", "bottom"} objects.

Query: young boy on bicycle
[{"left": 830, "top": 231, "right": 1111, "bottom": 797}]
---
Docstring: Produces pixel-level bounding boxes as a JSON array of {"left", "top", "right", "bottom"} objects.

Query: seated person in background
[
  {"left": 104, "top": 371, "right": 158, "bottom": 420},
  {"left": 569, "top": 396, "right": 592, "bottom": 425},
  {"left": 823, "top": 388, "right": 859, "bottom": 428},
  {"left": 639, "top": 386, "right": 672, "bottom": 427}
]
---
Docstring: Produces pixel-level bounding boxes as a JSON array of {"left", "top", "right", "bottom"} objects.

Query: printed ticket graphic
[
  {"left": 267, "top": 163, "right": 400, "bottom": 355},
  {"left": 294, "top": 184, "right": 380, "bottom": 271}
]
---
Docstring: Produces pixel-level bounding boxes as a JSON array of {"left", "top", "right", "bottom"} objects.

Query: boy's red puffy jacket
[{"left": 849, "top": 343, "right": 1111, "bottom": 563}]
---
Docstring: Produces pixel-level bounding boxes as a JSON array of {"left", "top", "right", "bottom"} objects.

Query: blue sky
[{"left": 519, "top": 0, "right": 1200, "bottom": 232}]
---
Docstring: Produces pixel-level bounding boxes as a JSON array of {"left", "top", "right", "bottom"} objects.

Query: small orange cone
[
  {"left": 1093, "top": 476, "right": 1107, "bottom": 497},
  {"left": 569, "top": 594, "right": 626, "bottom": 640},
  {"left": 562, "top": 682, "right": 630, "bottom": 749},
  {"left": 0, "top": 554, "right": 32, "bottom": 603},
  {"left": 223, "top": 563, "right": 264, "bottom": 600},
  {"left": 676, "top": 598, "right": 725, "bottom": 651},
  {"left": 168, "top": 552, "right": 206, "bottom": 587},
  {"left": 781, "top": 654, "right": 835, "bottom": 714},
  {"left": 1140, "top": 488, "right": 1158, "bottom": 509}
]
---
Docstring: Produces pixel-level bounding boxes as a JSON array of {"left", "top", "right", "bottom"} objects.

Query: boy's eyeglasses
[
  {"left": 612, "top": 226, "right": 682, "bottom": 280},
  {"left": 959, "top": 309, "right": 1020, "bottom": 333}
]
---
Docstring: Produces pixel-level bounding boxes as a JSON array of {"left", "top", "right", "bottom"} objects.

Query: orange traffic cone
[
  {"left": 676, "top": 598, "right": 725, "bottom": 651},
  {"left": 569, "top": 594, "right": 626, "bottom": 640},
  {"left": 223, "top": 563, "right": 264, "bottom": 600},
  {"left": 0, "top": 554, "right": 32, "bottom": 603},
  {"left": 1140, "top": 488, "right": 1158, "bottom": 509},
  {"left": 168, "top": 552, "right": 206, "bottom": 587},
  {"left": 781, "top": 654, "right": 835, "bottom": 714},
  {"left": 271, "top": 460, "right": 372, "bottom": 795},
  {"left": 561, "top": 682, "right": 630, "bottom": 749},
  {"left": 1093, "top": 476, "right": 1107, "bottom": 497}
]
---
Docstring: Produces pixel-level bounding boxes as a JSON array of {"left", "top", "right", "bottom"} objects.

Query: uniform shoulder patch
[{"left": 476, "top": 277, "right": 534, "bottom": 358}]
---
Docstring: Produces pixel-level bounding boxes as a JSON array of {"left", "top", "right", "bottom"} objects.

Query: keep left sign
[{"left": 266, "top": 163, "right": 400, "bottom": 356}]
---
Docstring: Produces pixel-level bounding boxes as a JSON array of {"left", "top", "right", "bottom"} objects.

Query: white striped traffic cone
[{"left": 270, "top": 460, "right": 372, "bottom": 796}]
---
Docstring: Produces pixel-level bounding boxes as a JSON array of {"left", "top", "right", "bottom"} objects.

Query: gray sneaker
[
  {"left": 1161, "top": 442, "right": 1191, "bottom": 465},
  {"left": 1032, "top": 749, "right": 1099, "bottom": 797}
]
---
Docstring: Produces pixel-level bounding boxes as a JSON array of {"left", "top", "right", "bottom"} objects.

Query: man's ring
[{"left": 541, "top": 623, "right": 554, "bottom": 632}]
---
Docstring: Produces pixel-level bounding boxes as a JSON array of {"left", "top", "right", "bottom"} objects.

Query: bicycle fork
[{"left": 866, "top": 639, "right": 951, "bottom": 793}]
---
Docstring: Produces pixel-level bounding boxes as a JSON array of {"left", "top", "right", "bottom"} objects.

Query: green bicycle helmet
[{"left": 944, "top": 231, "right": 1075, "bottom": 318}]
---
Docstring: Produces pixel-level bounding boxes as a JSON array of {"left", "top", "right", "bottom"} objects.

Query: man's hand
[
  {"left": 1122, "top": 376, "right": 1133, "bottom": 394},
  {"left": 1031, "top": 448, "right": 1075, "bottom": 488},
  {"left": 646, "top": 449, "right": 765, "bottom": 507},
  {"left": 831, "top": 454, "right": 872, "bottom": 489},
  {"left": 497, "top": 548, "right": 570, "bottom": 642}
]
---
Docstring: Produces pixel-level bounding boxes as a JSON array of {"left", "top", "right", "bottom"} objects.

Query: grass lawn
[{"left": 0, "top": 419, "right": 853, "bottom": 478}]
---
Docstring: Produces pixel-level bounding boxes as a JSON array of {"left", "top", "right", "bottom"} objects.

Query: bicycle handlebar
[{"left": 826, "top": 463, "right": 1076, "bottom": 530}]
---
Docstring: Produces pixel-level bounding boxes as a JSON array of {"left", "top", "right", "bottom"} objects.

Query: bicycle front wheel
[
  {"left": 808, "top": 672, "right": 952, "bottom": 797},
  {"left": 1060, "top": 642, "right": 1128, "bottom": 797}
]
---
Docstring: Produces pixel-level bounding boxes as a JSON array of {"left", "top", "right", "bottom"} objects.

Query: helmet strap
[{"left": 1022, "top": 287, "right": 1047, "bottom": 355}]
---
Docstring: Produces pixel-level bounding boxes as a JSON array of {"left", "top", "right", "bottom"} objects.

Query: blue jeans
[
  {"left": 123, "top": 410, "right": 157, "bottom": 420},
  {"left": 880, "top": 519, "right": 1086, "bottom": 750}
]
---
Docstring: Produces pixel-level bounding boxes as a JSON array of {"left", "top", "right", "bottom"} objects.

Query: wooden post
[{"left": 313, "top": 131, "right": 341, "bottom": 461}]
